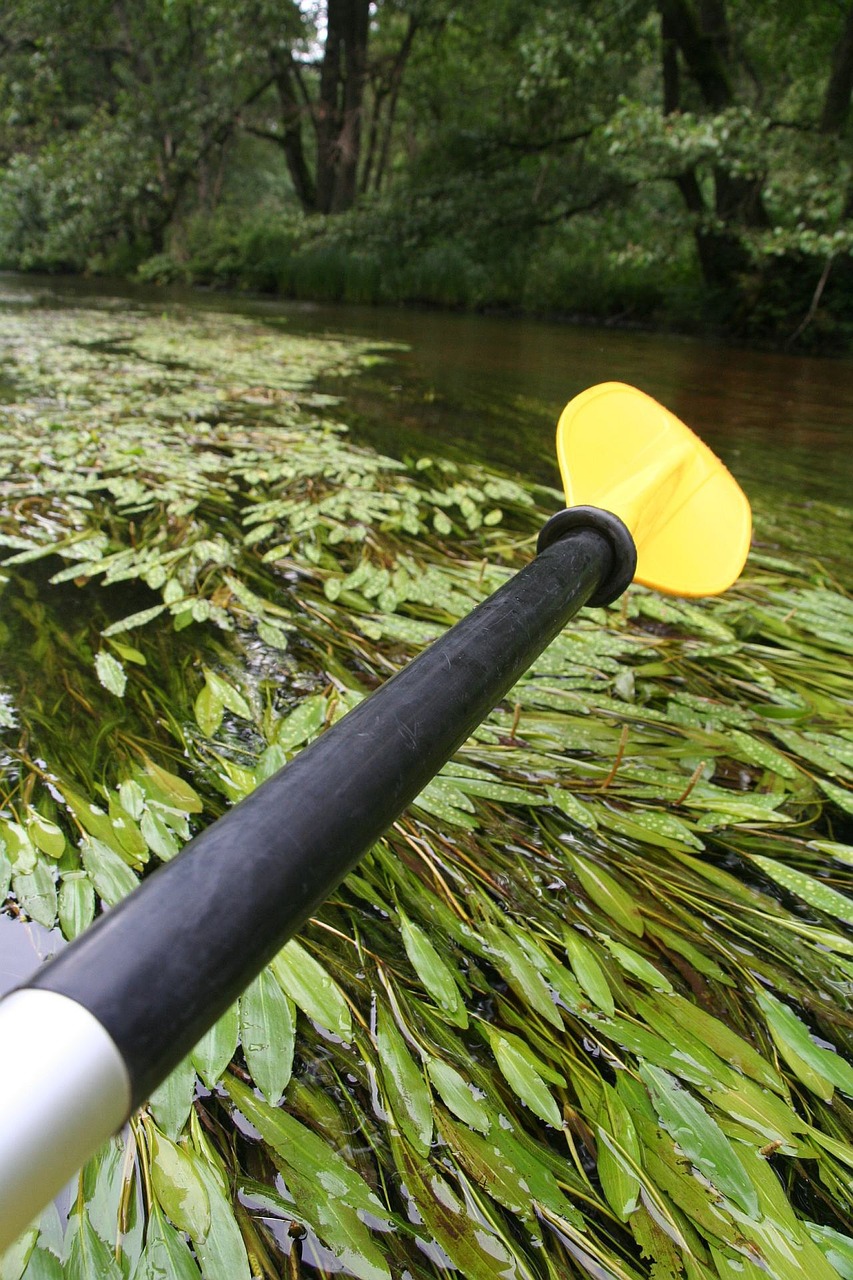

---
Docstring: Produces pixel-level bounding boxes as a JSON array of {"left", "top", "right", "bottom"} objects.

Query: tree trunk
[
  {"left": 315, "top": 0, "right": 370, "bottom": 214},
  {"left": 820, "top": 1, "right": 853, "bottom": 134},
  {"left": 658, "top": 0, "right": 768, "bottom": 297}
]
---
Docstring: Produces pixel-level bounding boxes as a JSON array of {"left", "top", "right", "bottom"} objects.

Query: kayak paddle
[{"left": 0, "top": 384, "right": 750, "bottom": 1251}]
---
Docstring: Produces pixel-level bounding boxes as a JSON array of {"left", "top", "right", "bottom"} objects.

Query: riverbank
[{"left": 7, "top": 200, "right": 853, "bottom": 356}]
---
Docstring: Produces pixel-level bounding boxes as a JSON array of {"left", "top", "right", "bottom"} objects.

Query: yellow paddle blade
[{"left": 556, "top": 382, "right": 751, "bottom": 597}]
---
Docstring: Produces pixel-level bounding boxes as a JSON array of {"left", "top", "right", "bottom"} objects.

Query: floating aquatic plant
[{"left": 0, "top": 301, "right": 851, "bottom": 1280}]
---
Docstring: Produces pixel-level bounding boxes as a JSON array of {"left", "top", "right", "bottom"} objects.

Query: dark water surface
[
  {"left": 2, "top": 271, "right": 851, "bottom": 507},
  {"left": 0, "top": 272, "right": 850, "bottom": 991}
]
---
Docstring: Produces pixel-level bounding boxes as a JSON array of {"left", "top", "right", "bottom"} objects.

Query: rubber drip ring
[{"left": 536, "top": 507, "right": 637, "bottom": 608}]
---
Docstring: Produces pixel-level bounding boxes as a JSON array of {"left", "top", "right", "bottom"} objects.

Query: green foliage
[{"left": 0, "top": 297, "right": 852, "bottom": 1278}]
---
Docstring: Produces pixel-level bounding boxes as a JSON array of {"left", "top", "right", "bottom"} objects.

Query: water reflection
[
  {"left": 1, "top": 271, "right": 849, "bottom": 506},
  {"left": 0, "top": 914, "right": 64, "bottom": 999}
]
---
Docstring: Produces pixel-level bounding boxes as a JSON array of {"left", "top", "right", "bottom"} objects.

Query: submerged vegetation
[{"left": 0, "top": 296, "right": 851, "bottom": 1280}]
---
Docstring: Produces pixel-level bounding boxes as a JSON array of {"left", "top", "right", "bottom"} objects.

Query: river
[{"left": 0, "top": 273, "right": 850, "bottom": 994}]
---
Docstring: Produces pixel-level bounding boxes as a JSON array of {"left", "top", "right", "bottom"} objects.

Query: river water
[{"left": 0, "top": 273, "right": 850, "bottom": 991}]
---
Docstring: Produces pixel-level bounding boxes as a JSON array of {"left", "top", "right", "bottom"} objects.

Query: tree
[
  {"left": 248, "top": 0, "right": 432, "bottom": 214},
  {"left": 656, "top": 0, "right": 853, "bottom": 323}
]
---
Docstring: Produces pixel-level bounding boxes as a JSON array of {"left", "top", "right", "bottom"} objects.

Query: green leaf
[
  {"left": 26, "top": 812, "right": 65, "bottom": 860},
  {"left": 191, "top": 1003, "right": 239, "bottom": 1087},
  {"left": 94, "top": 650, "right": 127, "bottom": 697},
  {"left": 12, "top": 857, "right": 57, "bottom": 928},
  {"left": 0, "top": 1225, "right": 37, "bottom": 1280},
  {"left": 1, "top": 820, "right": 37, "bottom": 873},
  {"left": 600, "top": 936, "right": 673, "bottom": 992},
  {"left": 426, "top": 1057, "right": 490, "bottom": 1133},
  {"left": 481, "top": 921, "right": 562, "bottom": 1028},
  {"left": 239, "top": 968, "right": 294, "bottom": 1104},
  {"left": 398, "top": 912, "right": 466, "bottom": 1024},
  {"left": 595, "top": 1089, "right": 643, "bottom": 1222},
  {"left": 201, "top": 669, "right": 251, "bottom": 720},
  {"left": 80, "top": 838, "right": 137, "bottom": 906},
  {"left": 661, "top": 993, "right": 784, "bottom": 1092},
  {"left": 563, "top": 928, "right": 614, "bottom": 1014},
  {"left": 59, "top": 872, "right": 95, "bottom": 939},
  {"left": 565, "top": 852, "right": 644, "bottom": 936},
  {"left": 225, "top": 1075, "right": 391, "bottom": 1280},
  {"left": 101, "top": 603, "right": 167, "bottom": 637},
  {"left": 194, "top": 682, "right": 224, "bottom": 737},
  {"left": 148, "top": 1055, "right": 196, "bottom": 1140},
  {"left": 133, "top": 1209, "right": 201, "bottom": 1280},
  {"left": 140, "top": 807, "right": 181, "bottom": 862},
  {"left": 225, "top": 1075, "right": 387, "bottom": 1217},
  {"left": 376, "top": 1001, "right": 433, "bottom": 1155},
  {"left": 275, "top": 694, "right": 327, "bottom": 750},
  {"left": 488, "top": 1029, "right": 562, "bottom": 1127},
  {"left": 19, "top": 1246, "right": 63, "bottom": 1280},
  {"left": 749, "top": 854, "right": 853, "bottom": 925},
  {"left": 757, "top": 989, "right": 853, "bottom": 1098},
  {"left": 390, "top": 1133, "right": 522, "bottom": 1280},
  {"left": 270, "top": 939, "right": 352, "bottom": 1040},
  {"left": 640, "top": 1064, "right": 759, "bottom": 1219},
  {"left": 65, "top": 1208, "right": 123, "bottom": 1280},
  {"left": 806, "top": 1223, "right": 853, "bottom": 1280},
  {"left": 547, "top": 785, "right": 599, "bottom": 828},
  {"left": 141, "top": 761, "right": 203, "bottom": 814},
  {"left": 148, "top": 1126, "right": 211, "bottom": 1241},
  {"left": 187, "top": 1152, "right": 252, "bottom": 1280}
]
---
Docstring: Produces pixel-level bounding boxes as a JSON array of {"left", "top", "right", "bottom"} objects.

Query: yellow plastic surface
[{"left": 556, "top": 383, "right": 751, "bottom": 597}]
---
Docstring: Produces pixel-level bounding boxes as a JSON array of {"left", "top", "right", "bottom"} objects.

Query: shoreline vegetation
[
  {"left": 2, "top": 2, "right": 853, "bottom": 353},
  {"left": 0, "top": 300, "right": 851, "bottom": 1278}
]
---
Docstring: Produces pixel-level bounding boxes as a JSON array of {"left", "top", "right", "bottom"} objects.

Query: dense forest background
[{"left": 1, "top": 0, "right": 852, "bottom": 347}]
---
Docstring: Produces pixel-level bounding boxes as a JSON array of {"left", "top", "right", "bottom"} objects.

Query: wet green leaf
[
  {"left": 239, "top": 968, "right": 294, "bottom": 1104},
  {"left": 0, "top": 1225, "right": 37, "bottom": 1280},
  {"left": 58, "top": 871, "right": 95, "bottom": 939},
  {"left": 661, "top": 993, "right": 783, "bottom": 1091},
  {"left": 563, "top": 928, "right": 614, "bottom": 1014},
  {"left": 224, "top": 1076, "right": 389, "bottom": 1240},
  {"left": 80, "top": 837, "right": 137, "bottom": 906},
  {"left": 376, "top": 1001, "right": 433, "bottom": 1155},
  {"left": 12, "top": 857, "right": 57, "bottom": 928},
  {"left": 481, "top": 920, "right": 562, "bottom": 1028},
  {"left": 749, "top": 854, "right": 853, "bottom": 925},
  {"left": 270, "top": 938, "right": 352, "bottom": 1040},
  {"left": 398, "top": 911, "right": 466, "bottom": 1024},
  {"left": 1, "top": 820, "right": 37, "bottom": 873},
  {"left": 275, "top": 694, "right": 327, "bottom": 750},
  {"left": 426, "top": 1057, "right": 490, "bottom": 1132},
  {"left": 19, "top": 1246, "right": 63, "bottom": 1280},
  {"left": 186, "top": 1152, "right": 251, "bottom": 1280},
  {"left": 640, "top": 1065, "right": 759, "bottom": 1219},
  {"left": 133, "top": 1208, "right": 200, "bottom": 1280},
  {"left": 546, "top": 784, "right": 599, "bottom": 828},
  {"left": 26, "top": 812, "right": 65, "bottom": 860},
  {"left": 191, "top": 1003, "right": 239, "bottom": 1087},
  {"left": 65, "top": 1208, "right": 123, "bottom": 1280},
  {"left": 149, "top": 1055, "right": 196, "bottom": 1140},
  {"left": 565, "top": 851, "right": 644, "bottom": 936},
  {"left": 148, "top": 1126, "right": 210, "bottom": 1241},
  {"left": 141, "top": 762, "right": 203, "bottom": 814},
  {"left": 94, "top": 650, "right": 127, "bottom": 697},
  {"left": 194, "top": 682, "right": 224, "bottom": 737},
  {"left": 600, "top": 936, "right": 673, "bottom": 991},
  {"left": 391, "top": 1133, "right": 523, "bottom": 1280},
  {"left": 487, "top": 1028, "right": 562, "bottom": 1127},
  {"left": 757, "top": 989, "right": 853, "bottom": 1098}
]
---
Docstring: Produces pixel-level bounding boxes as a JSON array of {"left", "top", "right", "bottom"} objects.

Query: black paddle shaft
[{"left": 28, "top": 509, "right": 635, "bottom": 1107}]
